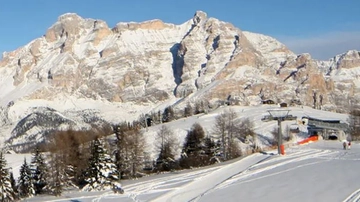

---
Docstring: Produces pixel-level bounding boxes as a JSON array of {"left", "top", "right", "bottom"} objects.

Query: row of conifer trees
[{"left": 0, "top": 106, "right": 259, "bottom": 200}]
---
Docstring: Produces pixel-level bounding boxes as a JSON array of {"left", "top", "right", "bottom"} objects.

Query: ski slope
[{"left": 19, "top": 140, "right": 360, "bottom": 202}]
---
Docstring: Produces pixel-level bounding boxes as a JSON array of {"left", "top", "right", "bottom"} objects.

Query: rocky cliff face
[{"left": 0, "top": 11, "right": 360, "bottom": 149}]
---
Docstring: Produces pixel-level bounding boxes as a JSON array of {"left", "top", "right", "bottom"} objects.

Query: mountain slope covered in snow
[
  {"left": 10, "top": 137, "right": 360, "bottom": 202},
  {"left": 0, "top": 11, "right": 359, "bottom": 151}
]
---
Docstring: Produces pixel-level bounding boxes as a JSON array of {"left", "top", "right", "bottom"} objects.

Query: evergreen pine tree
[
  {"left": 162, "top": 106, "right": 175, "bottom": 122},
  {"left": 30, "top": 146, "right": 48, "bottom": 195},
  {"left": 9, "top": 171, "right": 17, "bottom": 199},
  {"left": 203, "top": 137, "right": 220, "bottom": 164},
  {"left": 0, "top": 152, "right": 15, "bottom": 202},
  {"left": 184, "top": 102, "right": 193, "bottom": 117},
  {"left": 18, "top": 158, "right": 35, "bottom": 198},
  {"left": 180, "top": 123, "right": 209, "bottom": 168},
  {"left": 203, "top": 137, "right": 216, "bottom": 157},
  {"left": 157, "top": 143, "right": 176, "bottom": 171},
  {"left": 183, "top": 123, "right": 205, "bottom": 155},
  {"left": 82, "top": 138, "right": 119, "bottom": 191}
]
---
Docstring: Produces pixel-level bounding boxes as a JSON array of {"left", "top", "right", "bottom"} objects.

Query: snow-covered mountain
[{"left": 0, "top": 11, "right": 359, "bottom": 150}]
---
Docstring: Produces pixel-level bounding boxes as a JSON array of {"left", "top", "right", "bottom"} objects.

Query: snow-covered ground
[
  {"left": 139, "top": 105, "right": 349, "bottom": 160},
  {"left": 13, "top": 140, "right": 360, "bottom": 202},
  {"left": 3, "top": 104, "right": 354, "bottom": 202}
]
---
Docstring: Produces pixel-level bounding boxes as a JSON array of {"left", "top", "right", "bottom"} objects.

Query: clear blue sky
[{"left": 0, "top": 0, "right": 359, "bottom": 59}]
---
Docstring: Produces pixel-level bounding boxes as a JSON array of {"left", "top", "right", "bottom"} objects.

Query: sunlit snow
[{"left": 3, "top": 105, "right": 357, "bottom": 202}]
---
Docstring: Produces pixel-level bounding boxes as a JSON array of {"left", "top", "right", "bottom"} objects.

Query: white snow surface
[
  {"left": 140, "top": 105, "right": 349, "bottom": 160},
  {"left": 2, "top": 105, "right": 356, "bottom": 202},
  {"left": 10, "top": 141, "right": 360, "bottom": 202}
]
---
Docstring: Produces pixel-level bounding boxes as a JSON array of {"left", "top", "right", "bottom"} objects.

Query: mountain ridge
[{"left": 0, "top": 10, "right": 359, "bottom": 151}]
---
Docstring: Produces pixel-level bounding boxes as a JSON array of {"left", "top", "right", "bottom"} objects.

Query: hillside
[
  {"left": 1, "top": 105, "right": 354, "bottom": 201},
  {"left": 6, "top": 124, "right": 358, "bottom": 202}
]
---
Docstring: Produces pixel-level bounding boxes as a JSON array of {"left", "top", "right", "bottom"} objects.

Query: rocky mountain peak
[
  {"left": 332, "top": 50, "right": 360, "bottom": 69},
  {"left": 193, "top": 10, "right": 208, "bottom": 25},
  {"left": 57, "top": 13, "right": 84, "bottom": 22},
  {"left": 45, "top": 13, "right": 87, "bottom": 42},
  {"left": 0, "top": 11, "right": 360, "bottom": 148},
  {"left": 115, "top": 19, "right": 174, "bottom": 32}
]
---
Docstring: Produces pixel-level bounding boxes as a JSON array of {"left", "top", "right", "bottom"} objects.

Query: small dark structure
[
  {"left": 146, "top": 117, "right": 152, "bottom": 127},
  {"left": 226, "top": 95, "right": 240, "bottom": 106},
  {"left": 262, "top": 99, "right": 275, "bottom": 105},
  {"left": 290, "top": 99, "right": 302, "bottom": 106},
  {"left": 280, "top": 102, "right": 288, "bottom": 108},
  {"left": 289, "top": 124, "right": 300, "bottom": 133}
]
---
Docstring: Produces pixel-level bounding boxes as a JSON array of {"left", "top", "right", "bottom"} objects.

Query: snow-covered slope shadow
[{"left": 153, "top": 153, "right": 271, "bottom": 202}]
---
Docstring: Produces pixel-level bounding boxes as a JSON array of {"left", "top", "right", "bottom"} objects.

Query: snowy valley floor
[{"left": 19, "top": 140, "right": 360, "bottom": 202}]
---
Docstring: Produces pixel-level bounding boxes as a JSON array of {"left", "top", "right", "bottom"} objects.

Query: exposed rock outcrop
[{"left": 0, "top": 11, "right": 360, "bottom": 146}]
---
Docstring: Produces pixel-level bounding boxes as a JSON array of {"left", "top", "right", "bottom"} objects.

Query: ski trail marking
[{"left": 343, "top": 188, "right": 360, "bottom": 202}]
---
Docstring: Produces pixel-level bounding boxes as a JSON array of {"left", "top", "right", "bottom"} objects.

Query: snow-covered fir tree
[
  {"left": 9, "top": 171, "right": 17, "bottom": 199},
  {"left": 180, "top": 123, "right": 212, "bottom": 168},
  {"left": 182, "top": 123, "right": 206, "bottom": 156},
  {"left": 18, "top": 158, "right": 35, "bottom": 198},
  {"left": 82, "top": 138, "right": 119, "bottom": 191},
  {"left": 30, "top": 147, "right": 48, "bottom": 195},
  {"left": 0, "top": 152, "right": 15, "bottom": 202},
  {"left": 45, "top": 152, "right": 78, "bottom": 196}
]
